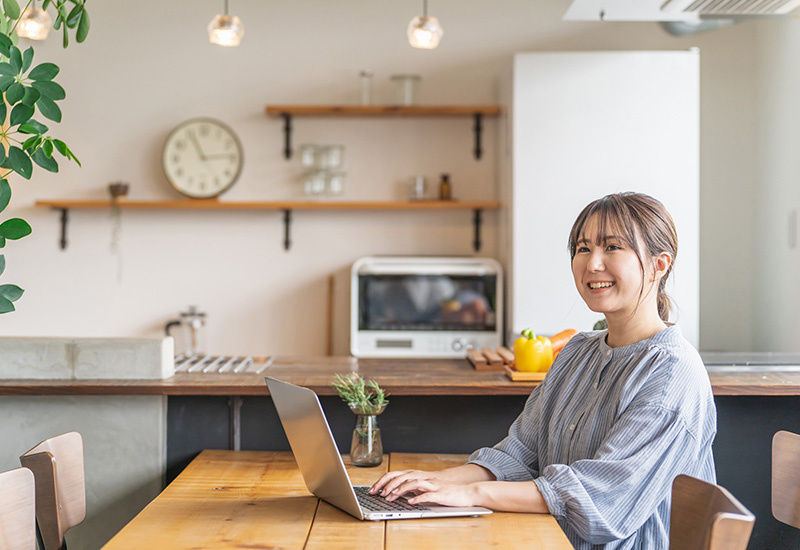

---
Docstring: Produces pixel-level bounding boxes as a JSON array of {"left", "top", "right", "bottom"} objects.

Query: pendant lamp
[
  {"left": 16, "top": 0, "right": 52, "bottom": 41},
  {"left": 407, "top": 0, "right": 443, "bottom": 50},
  {"left": 208, "top": 0, "right": 244, "bottom": 47}
]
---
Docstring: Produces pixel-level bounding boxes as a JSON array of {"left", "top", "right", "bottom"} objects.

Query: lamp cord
[
  {"left": 423, "top": 0, "right": 428, "bottom": 17},
  {"left": 224, "top": 0, "right": 229, "bottom": 16}
]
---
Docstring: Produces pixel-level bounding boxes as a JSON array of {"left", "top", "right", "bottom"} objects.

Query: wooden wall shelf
[
  {"left": 264, "top": 105, "right": 502, "bottom": 117},
  {"left": 35, "top": 199, "right": 500, "bottom": 251},
  {"left": 264, "top": 104, "right": 502, "bottom": 160}
]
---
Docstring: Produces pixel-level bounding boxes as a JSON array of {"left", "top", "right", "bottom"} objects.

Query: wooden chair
[
  {"left": 670, "top": 474, "right": 755, "bottom": 550},
  {"left": 773, "top": 430, "right": 800, "bottom": 529},
  {"left": 0, "top": 467, "right": 36, "bottom": 550},
  {"left": 19, "top": 432, "right": 86, "bottom": 550}
]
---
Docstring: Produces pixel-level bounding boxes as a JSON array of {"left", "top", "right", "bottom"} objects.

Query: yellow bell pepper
[{"left": 514, "top": 328, "right": 554, "bottom": 372}]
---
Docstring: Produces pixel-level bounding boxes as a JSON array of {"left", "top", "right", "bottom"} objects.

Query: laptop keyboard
[{"left": 354, "top": 486, "right": 430, "bottom": 512}]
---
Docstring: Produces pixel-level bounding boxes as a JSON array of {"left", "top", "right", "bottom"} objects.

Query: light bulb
[
  {"left": 208, "top": 14, "right": 244, "bottom": 47},
  {"left": 16, "top": 5, "right": 52, "bottom": 41},
  {"left": 407, "top": 15, "right": 443, "bottom": 49}
]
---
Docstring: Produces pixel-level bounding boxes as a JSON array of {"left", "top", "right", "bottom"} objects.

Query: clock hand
[
  {"left": 188, "top": 130, "right": 207, "bottom": 161},
  {"left": 204, "top": 153, "right": 237, "bottom": 160}
]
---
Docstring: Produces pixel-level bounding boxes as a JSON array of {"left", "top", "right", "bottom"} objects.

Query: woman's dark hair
[{"left": 567, "top": 192, "right": 678, "bottom": 322}]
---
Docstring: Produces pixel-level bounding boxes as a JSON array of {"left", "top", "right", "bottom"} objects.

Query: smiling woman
[{"left": 369, "top": 192, "right": 716, "bottom": 550}]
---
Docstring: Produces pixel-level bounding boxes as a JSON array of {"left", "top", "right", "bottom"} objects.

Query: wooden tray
[{"left": 503, "top": 365, "right": 547, "bottom": 382}]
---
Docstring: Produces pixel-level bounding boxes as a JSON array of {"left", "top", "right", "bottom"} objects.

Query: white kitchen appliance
[{"left": 350, "top": 256, "right": 503, "bottom": 358}]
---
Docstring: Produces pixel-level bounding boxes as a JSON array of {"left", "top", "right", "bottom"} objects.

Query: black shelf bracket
[
  {"left": 58, "top": 208, "right": 68, "bottom": 250},
  {"left": 281, "top": 113, "right": 293, "bottom": 159},
  {"left": 473, "top": 113, "right": 484, "bottom": 160},
  {"left": 282, "top": 209, "right": 292, "bottom": 250},
  {"left": 473, "top": 208, "right": 483, "bottom": 251}
]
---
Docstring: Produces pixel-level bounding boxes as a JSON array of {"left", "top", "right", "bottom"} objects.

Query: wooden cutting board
[{"left": 467, "top": 346, "right": 548, "bottom": 382}]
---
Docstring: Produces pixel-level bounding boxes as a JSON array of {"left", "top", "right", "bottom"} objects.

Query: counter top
[{"left": 1, "top": 356, "right": 800, "bottom": 397}]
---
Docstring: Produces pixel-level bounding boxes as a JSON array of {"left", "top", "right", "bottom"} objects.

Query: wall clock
[{"left": 162, "top": 118, "right": 244, "bottom": 199}]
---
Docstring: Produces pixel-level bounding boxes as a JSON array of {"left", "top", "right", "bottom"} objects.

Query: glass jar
[
  {"left": 390, "top": 74, "right": 421, "bottom": 106},
  {"left": 299, "top": 144, "right": 320, "bottom": 169},
  {"left": 303, "top": 170, "right": 327, "bottom": 197},
  {"left": 359, "top": 69, "right": 374, "bottom": 105},
  {"left": 327, "top": 172, "right": 346, "bottom": 197},
  {"left": 349, "top": 404, "right": 386, "bottom": 467},
  {"left": 321, "top": 145, "right": 345, "bottom": 170}
]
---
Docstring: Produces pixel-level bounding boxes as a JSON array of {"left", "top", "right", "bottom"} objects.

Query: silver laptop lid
[{"left": 265, "top": 376, "right": 364, "bottom": 519}]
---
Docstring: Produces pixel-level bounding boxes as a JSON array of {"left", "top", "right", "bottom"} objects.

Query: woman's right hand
[{"left": 369, "top": 469, "right": 443, "bottom": 497}]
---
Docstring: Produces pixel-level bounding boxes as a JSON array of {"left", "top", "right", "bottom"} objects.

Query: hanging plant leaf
[
  {"left": 10, "top": 103, "right": 34, "bottom": 126},
  {"left": 25, "top": 119, "right": 48, "bottom": 133},
  {"left": 8, "top": 146, "right": 32, "bottom": 179},
  {"left": 6, "top": 82, "right": 23, "bottom": 104},
  {"left": 66, "top": 3, "right": 82, "bottom": 27},
  {"left": 0, "top": 101, "right": 6, "bottom": 125},
  {"left": 0, "top": 62, "right": 14, "bottom": 76},
  {"left": 21, "top": 46, "right": 32, "bottom": 72},
  {"left": 18, "top": 124, "right": 40, "bottom": 135},
  {"left": 0, "top": 179, "right": 10, "bottom": 213},
  {"left": 8, "top": 45, "right": 21, "bottom": 73},
  {"left": 36, "top": 96, "right": 61, "bottom": 122},
  {"left": 54, "top": 139, "right": 79, "bottom": 166},
  {"left": 21, "top": 85, "right": 40, "bottom": 106},
  {"left": 2, "top": 0, "right": 20, "bottom": 22},
  {"left": 0, "top": 75, "right": 14, "bottom": 92},
  {"left": 42, "top": 139, "right": 53, "bottom": 158},
  {"left": 0, "top": 295, "right": 15, "bottom": 313},
  {"left": 76, "top": 10, "right": 89, "bottom": 43},
  {"left": 0, "top": 33, "right": 12, "bottom": 58},
  {"left": 31, "top": 80, "right": 65, "bottom": 101},
  {"left": 28, "top": 63, "right": 59, "bottom": 81},
  {"left": 32, "top": 148, "right": 58, "bottom": 172},
  {"left": 0, "top": 218, "right": 32, "bottom": 239},
  {"left": 22, "top": 135, "right": 42, "bottom": 151},
  {"left": 0, "top": 255, "right": 5, "bottom": 277},
  {"left": 0, "top": 284, "right": 23, "bottom": 302}
]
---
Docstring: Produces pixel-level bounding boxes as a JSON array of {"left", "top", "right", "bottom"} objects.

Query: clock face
[{"left": 162, "top": 118, "right": 244, "bottom": 199}]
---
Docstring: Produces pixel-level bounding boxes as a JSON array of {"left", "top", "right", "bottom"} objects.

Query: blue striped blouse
[{"left": 468, "top": 326, "right": 716, "bottom": 550}]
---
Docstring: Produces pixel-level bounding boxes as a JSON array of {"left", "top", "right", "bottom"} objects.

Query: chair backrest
[
  {"left": 670, "top": 474, "right": 755, "bottom": 550},
  {"left": 19, "top": 432, "right": 86, "bottom": 550},
  {"left": 0, "top": 467, "right": 36, "bottom": 550},
  {"left": 773, "top": 430, "right": 800, "bottom": 529}
]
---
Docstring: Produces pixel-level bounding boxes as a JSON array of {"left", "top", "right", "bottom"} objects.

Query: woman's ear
[{"left": 651, "top": 252, "right": 672, "bottom": 281}]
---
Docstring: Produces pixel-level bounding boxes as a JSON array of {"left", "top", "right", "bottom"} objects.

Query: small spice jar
[{"left": 438, "top": 173, "right": 452, "bottom": 201}]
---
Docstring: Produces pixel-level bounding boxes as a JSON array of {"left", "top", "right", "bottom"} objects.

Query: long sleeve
[
  {"left": 467, "top": 384, "right": 543, "bottom": 481},
  {"left": 534, "top": 401, "right": 704, "bottom": 543}
]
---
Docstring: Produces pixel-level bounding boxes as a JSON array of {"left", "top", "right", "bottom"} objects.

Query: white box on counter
[{"left": 0, "top": 337, "right": 175, "bottom": 379}]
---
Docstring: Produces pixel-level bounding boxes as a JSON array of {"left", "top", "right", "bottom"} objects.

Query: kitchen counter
[{"left": 1, "top": 355, "right": 800, "bottom": 396}]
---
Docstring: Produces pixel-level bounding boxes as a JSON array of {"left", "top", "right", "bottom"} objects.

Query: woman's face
[{"left": 571, "top": 215, "right": 657, "bottom": 321}]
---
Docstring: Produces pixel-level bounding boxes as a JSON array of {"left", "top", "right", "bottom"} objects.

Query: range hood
[{"left": 564, "top": 0, "right": 800, "bottom": 21}]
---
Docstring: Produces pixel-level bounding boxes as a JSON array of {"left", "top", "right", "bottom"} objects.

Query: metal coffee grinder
[{"left": 165, "top": 306, "right": 206, "bottom": 357}]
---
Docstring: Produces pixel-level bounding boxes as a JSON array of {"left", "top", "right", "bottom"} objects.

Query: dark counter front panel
[{"left": 168, "top": 394, "right": 800, "bottom": 550}]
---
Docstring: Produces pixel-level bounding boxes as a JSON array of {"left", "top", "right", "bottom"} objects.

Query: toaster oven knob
[{"left": 452, "top": 338, "right": 467, "bottom": 351}]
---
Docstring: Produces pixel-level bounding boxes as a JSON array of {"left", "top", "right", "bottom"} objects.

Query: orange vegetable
[{"left": 550, "top": 329, "right": 578, "bottom": 354}]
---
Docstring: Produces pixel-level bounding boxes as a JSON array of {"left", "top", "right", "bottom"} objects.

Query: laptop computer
[{"left": 265, "top": 376, "right": 493, "bottom": 521}]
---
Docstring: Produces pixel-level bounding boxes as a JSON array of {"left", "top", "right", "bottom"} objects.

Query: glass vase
[{"left": 350, "top": 405, "right": 386, "bottom": 467}]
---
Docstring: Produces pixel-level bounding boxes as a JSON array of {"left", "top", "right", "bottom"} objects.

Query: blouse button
[{"left": 569, "top": 424, "right": 575, "bottom": 431}]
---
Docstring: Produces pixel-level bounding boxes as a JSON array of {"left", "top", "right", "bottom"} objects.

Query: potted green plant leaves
[
  {"left": 332, "top": 372, "right": 389, "bottom": 467},
  {"left": 0, "top": 0, "right": 89, "bottom": 313}
]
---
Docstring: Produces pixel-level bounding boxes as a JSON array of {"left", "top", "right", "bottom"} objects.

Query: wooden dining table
[{"left": 101, "top": 449, "right": 574, "bottom": 549}]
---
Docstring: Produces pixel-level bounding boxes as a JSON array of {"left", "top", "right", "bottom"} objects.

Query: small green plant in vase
[{"left": 332, "top": 372, "right": 389, "bottom": 467}]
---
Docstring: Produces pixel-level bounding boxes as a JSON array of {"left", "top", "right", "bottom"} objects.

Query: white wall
[
  {"left": 510, "top": 51, "right": 699, "bottom": 345},
  {"left": 0, "top": 0, "right": 772, "bottom": 353},
  {"left": 752, "top": 20, "right": 800, "bottom": 352}
]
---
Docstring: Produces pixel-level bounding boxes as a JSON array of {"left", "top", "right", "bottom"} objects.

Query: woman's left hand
[{"left": 385, "top": 477, "right": 481, "bottom": 508}]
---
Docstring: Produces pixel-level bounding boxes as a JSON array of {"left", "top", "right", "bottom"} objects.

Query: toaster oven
[{"left": 350, "top": 256, "right": 503, "bottom": 358}]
